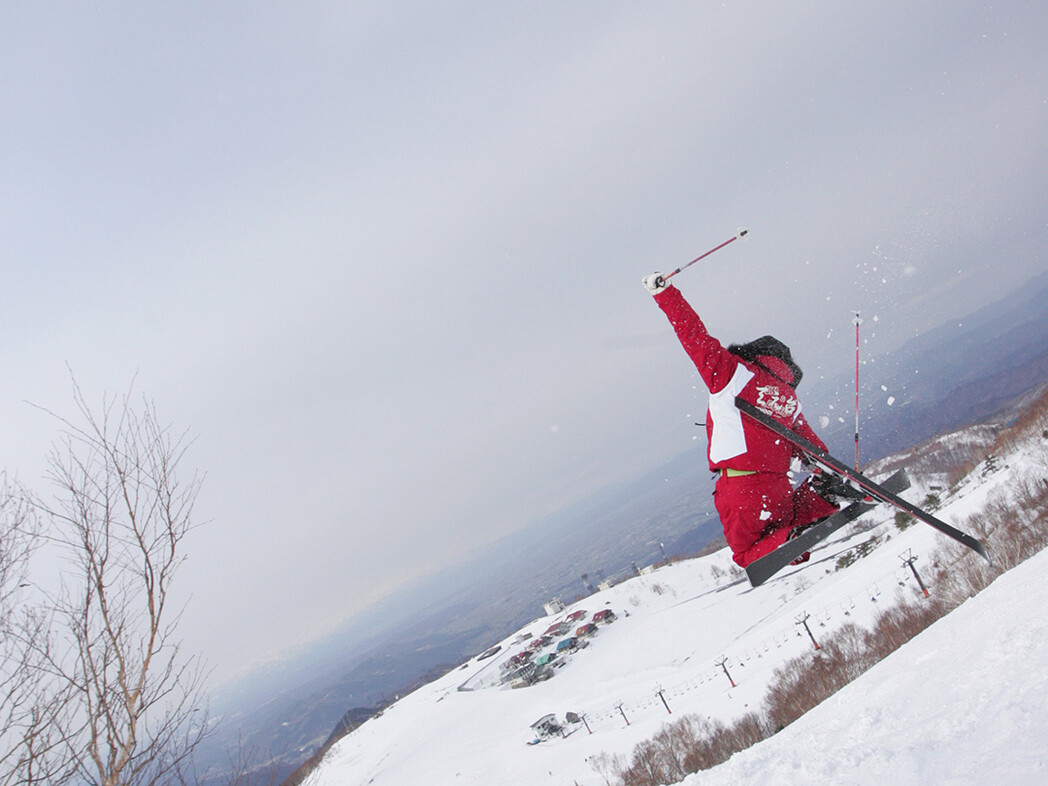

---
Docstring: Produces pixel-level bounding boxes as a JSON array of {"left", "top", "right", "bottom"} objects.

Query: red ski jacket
[{"left": 653, "top": 285, "right": 827, "bottom": 474}]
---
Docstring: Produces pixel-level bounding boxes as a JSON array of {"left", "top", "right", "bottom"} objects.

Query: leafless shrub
[
  {"left": 24, "top": 381, "right": 211, "bottom": 786},
  {"left": 620, "top": 738, "right": 665, "bottom": 786},
  {"left": 993, "top": 385, "right": 1048, "bottom": 455},
  {"left": 932, "top": 471, "right": 1048, "bottom": 607},
  {"left": 0, "top": 473, "right": 72, "bottom": 786},
  {"left": 652, "top": 715, "right": 702, "bottom": 783},
  {"left": 863, "top": 601, "right": 947, "bottom": 661},
  {"left": 765, "top": 627, "right": 858, "bottom": 732},
  {"left": 588, "top": 751, "right": 627, "bottom": 786},
  {"left": 930, "top": 541, "right": 996, "bottom": 610},
  {"left": 613, "top": 712, "right": 771, "bottom": 785},
  {"left": 677, "top": 716, "right": 732, "bottom": 774},
  {"left": 720, "top": 712, "right": 769, "bottom": 752}
]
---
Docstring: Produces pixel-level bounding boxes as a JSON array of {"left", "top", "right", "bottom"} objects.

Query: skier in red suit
[{"left": 643, "top": 273, "right": 842, "bottom": 568}]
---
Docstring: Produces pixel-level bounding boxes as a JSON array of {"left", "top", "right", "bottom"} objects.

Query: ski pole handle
[{"left": 662, "top": 227, "right": 749, "bottom": 282}]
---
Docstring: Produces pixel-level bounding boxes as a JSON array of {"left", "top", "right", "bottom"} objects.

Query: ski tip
[
  {"left": 970, "top": 538, "right": 992, "bottom": 566},
  {"left": 979, "top": 543, "right": 993, "bottom": 567}
]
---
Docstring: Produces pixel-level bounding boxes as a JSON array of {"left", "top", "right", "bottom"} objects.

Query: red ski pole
[
  {"left": 662, "top": 227, "right": 749, "bottom": 282},
  {"left": 854, "top": 312, "right": 862, "bottom": 470}
]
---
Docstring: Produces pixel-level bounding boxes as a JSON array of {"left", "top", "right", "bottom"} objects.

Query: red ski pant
[{"left": 714, "top": 472, "right": 838, "bottom": 568}]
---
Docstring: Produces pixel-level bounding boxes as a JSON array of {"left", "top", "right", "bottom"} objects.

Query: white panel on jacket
[{"left": 708, "top": 364, "right": 754, "bottom": 463}]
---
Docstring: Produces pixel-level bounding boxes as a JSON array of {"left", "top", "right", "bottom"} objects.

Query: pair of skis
[{"left": 736, "top": 397, "right": 991, "bottom": 587}]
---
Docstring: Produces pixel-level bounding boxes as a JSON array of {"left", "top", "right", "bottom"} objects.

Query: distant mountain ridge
[{"left": 812, "top": 270, "right": 1048, "bottom": 463}]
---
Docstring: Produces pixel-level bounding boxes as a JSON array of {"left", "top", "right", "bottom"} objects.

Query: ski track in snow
[{"left": 316, "top": 432, "right": 1047, "bottom": 785}]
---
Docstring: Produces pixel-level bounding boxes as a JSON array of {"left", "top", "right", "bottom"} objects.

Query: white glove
[{"left": 642, "top": 273, "right": 667, "bottom": 294}]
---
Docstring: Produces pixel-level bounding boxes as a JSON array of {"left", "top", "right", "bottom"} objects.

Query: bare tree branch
[
  {"left": 23, "top": 379, "right": 211, "bottom": 786},
  {"left": 0, "top": 473, "right": 76, "bottom": 786}
]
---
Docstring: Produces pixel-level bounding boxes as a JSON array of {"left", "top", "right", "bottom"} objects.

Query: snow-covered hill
[
  {"left": 685, "top": 544, "right": 1048, "bottom": 785},
  {"left": 311, "top": 412, "right": 1046, "bottom": 785}
]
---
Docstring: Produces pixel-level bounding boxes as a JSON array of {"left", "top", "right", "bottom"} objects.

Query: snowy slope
[
  {"left": 690, "top": 545, "right": 1048, "bottom": 786},
  {"left": 314, "top": 428, "right": 1043, "bottom": 786}
]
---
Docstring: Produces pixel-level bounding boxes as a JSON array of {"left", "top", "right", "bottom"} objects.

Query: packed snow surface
[
  {"left": 688, "top": 546, "right": 1048, "bottom": 785},
  {"left": 315, "top": 441, "right": 1045, "bottom": 785}
]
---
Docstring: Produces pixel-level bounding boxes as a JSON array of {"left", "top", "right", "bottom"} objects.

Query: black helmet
[{"left": 728, "top": 335, "right": 803, "bottom": 388}]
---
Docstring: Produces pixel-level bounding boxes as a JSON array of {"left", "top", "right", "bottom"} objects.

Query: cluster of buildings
[{"left": 498, "top": 608, "right": 617, "bottom": 688}]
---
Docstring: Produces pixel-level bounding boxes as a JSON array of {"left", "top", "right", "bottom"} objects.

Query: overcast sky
[{"left": 3, "top": 1, "right": 1047, "bottom": 684}]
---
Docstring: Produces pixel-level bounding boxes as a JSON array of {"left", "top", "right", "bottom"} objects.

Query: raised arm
[{"left": 645, "top": 280, "right": 740, "bottom": 394}]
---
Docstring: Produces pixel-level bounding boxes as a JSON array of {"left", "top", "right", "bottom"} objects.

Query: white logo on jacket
[{"left": 755, "top": 385, "right": 798, "bottom": 419}]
